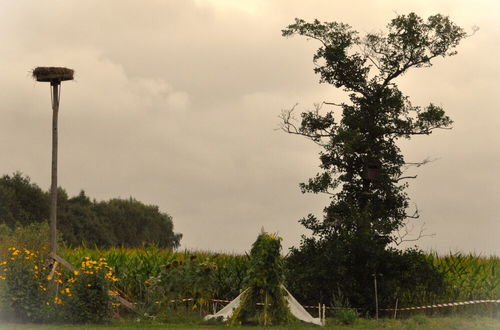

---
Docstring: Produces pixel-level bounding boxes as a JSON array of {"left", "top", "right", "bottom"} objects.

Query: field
[
  {"left": 58, "top": 247, "right": 499, "bottom": 315},
  {"left": 0, "top": 315, "right": 499, "bottom": 329},
  {"left": 1, "top": 245, "right": 498, "bottom": 327}
]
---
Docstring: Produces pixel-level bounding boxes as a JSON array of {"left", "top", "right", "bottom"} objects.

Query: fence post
[{"left": 373, "top": 273, "right": 379, "bottom": 319}]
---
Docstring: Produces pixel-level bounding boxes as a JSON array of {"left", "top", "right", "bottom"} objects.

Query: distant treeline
[{"left": 0, "top": 172, "right": 182, "bottom": 248}]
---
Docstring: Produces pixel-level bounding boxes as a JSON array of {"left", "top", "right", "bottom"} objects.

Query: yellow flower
[
  {"left": 73, "top": 270, "right": 79, "bottom": 276},
  {"left": 47, "top": 275, "right": 53, "bottom": 281},
  {"left": 54, "top": 297, "right": 62, "bottom": 305}
]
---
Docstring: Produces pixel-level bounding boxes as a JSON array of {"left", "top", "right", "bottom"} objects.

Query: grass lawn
[{"left": 0, "top": 315, "right": 499, "bottom": 330}]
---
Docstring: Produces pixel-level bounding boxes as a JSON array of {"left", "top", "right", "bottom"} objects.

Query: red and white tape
[
  {"left": 162, "top": 297, "right": 499, "bottom": 312},
  {"left": 381, "top": 299, "right": 500, "bottom": 311}
]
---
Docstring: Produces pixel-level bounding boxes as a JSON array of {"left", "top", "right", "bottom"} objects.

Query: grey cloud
[{"left": 0, "top": 0, "right": 498, "bottom": 254}]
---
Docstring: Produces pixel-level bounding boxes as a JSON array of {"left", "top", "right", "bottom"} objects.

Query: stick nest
[{"left": 32, "top": 67, "right": 74, "bottom": 82}]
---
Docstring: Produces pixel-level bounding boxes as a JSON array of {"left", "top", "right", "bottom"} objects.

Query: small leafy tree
[
  {"left": 230, "top": 231, "right": 293, "bottom": 326},
  {"left": 281, "top": 13, "right": 467, "bottom": 310}
]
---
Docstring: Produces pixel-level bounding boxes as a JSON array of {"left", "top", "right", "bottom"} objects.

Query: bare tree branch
[
  {"left": 279, "top": 104, "right": 332, "bottom": 147},
  {"left": 392, "top": 175, "right": 417, "bottom": 182},
  {"left": 393, "top": 221, "right": 435, "bottom": 246},
  {"left": 322, "top": 101, "right": 343, "bottom": 107}
]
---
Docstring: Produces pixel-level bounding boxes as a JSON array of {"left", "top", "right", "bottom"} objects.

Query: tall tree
[
  {"left": 281, "top": 13, "right": 468, "bottom": 310},
  {"left": 281, "top": 12, "right": 466, "bottom": 246}
]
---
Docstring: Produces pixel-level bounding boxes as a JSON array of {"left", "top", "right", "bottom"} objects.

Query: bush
[
  {"left": 64, "top": 257, "right": 118, "bottom": 323},
  {"left": 334, "top": 308, "right": 359, "bottom": 325},
  {"left": 0, "top": 222, "right": 63, "bottom": 322},
  {"left": 0, "top": 247, "right": 56, "bottom": 322},
  {"left": 285, "top": 236, "right": 446, "bottom": 313},
  {"left": 0, "top": 245, "right": 119, "bottom": 324},
  {"left": 0, "top": 222, "right": 61, "bottom": 260}
]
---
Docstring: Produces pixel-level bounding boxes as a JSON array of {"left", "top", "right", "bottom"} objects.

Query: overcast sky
[{"left": 1, "top": 0, "right": 498, "bottom": 255}]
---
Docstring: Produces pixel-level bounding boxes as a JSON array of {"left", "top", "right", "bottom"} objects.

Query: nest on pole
[{"left": 32, "top": 67, "right": 74, "bottom": 83}]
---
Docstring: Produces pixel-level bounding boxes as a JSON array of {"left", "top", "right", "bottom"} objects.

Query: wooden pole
[
  {"left": 373, "top": 274, "right": 379, "bottom": 320},
  {"left": 50, "top": 82, "right": 60, "bottom": 256}
]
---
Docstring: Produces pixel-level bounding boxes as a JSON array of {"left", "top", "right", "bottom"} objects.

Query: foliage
[
  {"left": 0, "top": 240, "right": 119, "bottom": 324},
  {"left": 281, "top": 11, "right": 466, "bottom": 248},
  {"left": 145, "top": 256, "right": 217, "bottom": 317},
  {"left": 64, "top": 257, "right": 118, "bottom": 323},
  {"left": 0, "top": 222, "right": 61, "bottom": 261},
  {"left": 62, "top": 247, "right": 249, "bottom": 304},
  {"left": 0, "top": 243, "right": 493, "bottom": 324},
  {"left": 281, "top": 13, "right": 467, "bottom": 315},
  {"left": 0, "top": 172, "right": 49, "bottom": 228},
  {"left": 333, "top": 308, "right": 359, "bottom": 326},
  {"left": 0, "top": 247, "right": 57, "bottom": 322},
  {"left": 0, "top": 172, "right": 182, "bottom": 248},
  {"left": 427, "top": 253, "right": 500, "bottom": 303},
  {"left": 286, "top": 240, "right": 446, "bottom": 312},
  {"left": 60, "top": 246, "right": 497, "bottom": 316},
  {"left": 230, "top": 232, "right": 293, "bottom": 326}
]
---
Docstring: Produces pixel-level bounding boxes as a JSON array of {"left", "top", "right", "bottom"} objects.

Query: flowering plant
[
  {"left": 0, "top": 247, "right": 57, "bottom": 322},
  {"left": 0, "top": 248, "right": 119, "bottom": 323}
]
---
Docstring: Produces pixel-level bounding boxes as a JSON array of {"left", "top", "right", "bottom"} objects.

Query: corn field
[
  {"left": 428, "top": 252, "right": 499, "bottom": 301},
  {"left": 61, "top": 246, "right": 249, "bottom": 303},
  {"left": 61, "top": 247, "right": 498, "bottom": 313}
]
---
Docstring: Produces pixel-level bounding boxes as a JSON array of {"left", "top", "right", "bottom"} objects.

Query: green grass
[{"left": 0, "top": 316, "right": 499, "bottom": 329}]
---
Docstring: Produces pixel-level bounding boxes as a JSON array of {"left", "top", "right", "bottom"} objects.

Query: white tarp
[
  {"left": 282, "top": 286, "right": 323, "bottom": 326},
  {"left": 204, "top": 288, "right": 248, "bottom": 322},
  {"left": 204, "top": 286, "right": 323, "bottom": 326}
]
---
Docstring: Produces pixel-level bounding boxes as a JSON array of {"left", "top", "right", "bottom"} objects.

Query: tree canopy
[
  {"left": 281, "top": 13, "right": 467, "bottom": 311},
  {"left": 281, "top": 12, "right": 466, "bottom": 244},
  {"left": 0, "top": 172, "right": 182, "bottom": 248}
]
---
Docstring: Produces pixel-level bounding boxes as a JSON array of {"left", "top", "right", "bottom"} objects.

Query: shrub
[
  {"left": 0, "top": 247, "right": 56, "bottom": 322},
  {"left": 64, "top": 257, "right": 118, "bottom": 323},
  {"left": 334, "top": 308, "right": 359, "bottom": 325},
  {"left": 286, "top": 237, "right": 446, "bottom": 314},
  {"left": 0, "top": 222, "right": 61, "bottom": 260}
]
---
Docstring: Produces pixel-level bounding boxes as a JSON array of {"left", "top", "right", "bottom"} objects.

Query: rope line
[
  {"left": 156, "top": 297, "right": 499, "bottom": 311},
  {"left": 380, "top": 299, "right": 500, "bottom": 311}
]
